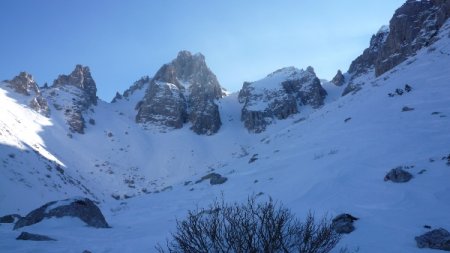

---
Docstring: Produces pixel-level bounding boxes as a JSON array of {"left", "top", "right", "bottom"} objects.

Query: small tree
[{"left": 157, "top": 196, "right": 340, "bottom": 253}]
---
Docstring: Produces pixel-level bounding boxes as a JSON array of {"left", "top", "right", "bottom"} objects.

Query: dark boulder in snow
[
  {"left": 0, "top": 214, "right": 21, "bottom": 223},
  {"left": 16, "top": 232, "right": 56, "bottom": 241},
  {"left": 332, "top": 213, "right": 359, "bottom": 234},
  {"left": 14, "top": 197, "right": 110, "bottom": 230},
  {"left": 415, "top": 228, "right": 450, "bottom": 251},
  {"left": 196, "top": 173, "right": 228, "bottom": 185},
  {"left": 384, "top": 167, "right": 413, "bottom": 183}
]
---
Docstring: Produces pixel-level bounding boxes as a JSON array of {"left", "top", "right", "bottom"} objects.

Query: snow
[{"left": 0, "top": 19, "right": 450, "bottom": 253}]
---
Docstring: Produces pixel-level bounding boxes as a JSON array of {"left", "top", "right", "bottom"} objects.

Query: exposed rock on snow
[
  {"left": 3, "top": 72, "right": 50, "bottom": 116},
  {"left": 16, "top": 232, "right": 56, "bottom": 241},
  {"left": 415, "top": 228, "right": 450, "bottom": 251},
  {"left": 331, "top": 70, "right": 345, "bottom": 86},
  {"left": 384, "top": 167, "right": 413, "bottom": 183},
  {"left": 238, "top": 66, "right": 327, "bottom": 133},
  {"left": 332, "top": 213, "right": 359, "bottom": 234},
  {"left": 45, "top": 65, "right": 99, "bottom": 133},
  {"left": 348, "top": 0, "right": 450, "bottom": 78},
  {"left": 196, "top": 173, "right": 228, "bottom": 185},
  {"left": 136, "top": 51, "right": 224, "bottom": 135},
  {"left": 14, "top": 198, "right": 110, "bottom": 229},
  {"left": 0, "top": 214, "right": 21, "bottom": 223}
]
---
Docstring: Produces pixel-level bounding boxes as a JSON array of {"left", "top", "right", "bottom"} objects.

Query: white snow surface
[{"left": 1, "top": 20, "right": 450, "bottom": 253}]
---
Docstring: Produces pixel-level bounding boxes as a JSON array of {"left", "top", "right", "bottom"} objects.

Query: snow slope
[{"left": 0, "top": 19, "right": 450, "bottom": 253}]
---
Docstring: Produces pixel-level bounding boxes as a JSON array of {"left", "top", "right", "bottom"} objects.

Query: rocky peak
[
  {"left": 53, "top": 65, "right": 97, "bottom": 106},
  {"left": 4, "top": 72, "right": 40, "bottom": 96},
  {"left": 238, "top": 66, "right": 327, "bottom": 133},
  {"left": 348, "top": 0, "right": 449, "bottom": 78},
  {"left": 331, "top": 70, "right": 345, "bottom": 86},
  {"left": 136, "top": 51, "right": 223, "bottom": 135}
]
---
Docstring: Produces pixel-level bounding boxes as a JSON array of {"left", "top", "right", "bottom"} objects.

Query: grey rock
[
  {"left": 14, "top": 197, "right": 110, "bottom": 229},
  {"left": 122, "top": 76, "right": 151, "bottom": 99},
  {"left": 4, "top": 72, "right": 40, "bottom": 96},
  {"left": 416, "top": 228, "right": 450, "bottom": 251},
  {"left": 348, "top": 0, "right": 450, "bottom": 78},
  {"left": 53, "top": 64, "right": 97, "bottom": 106},
  {"left": 111, "top": 91, "right": 123, "bottom": 103},
  {"left": 16, "top": 232, "right": 56, "bottom": 241},
  {"left": 238, "top": 67, "right": 326, "bottom": 133},
  {"left": 4, "top": 72, "right": 50, "bottom": 116},
  {"left": 332, "top": 213, "right": 359, "bottom": 234},
  {"left": 402, "top": 106, "right": 415, "bottom": 112},
  {"left": 196, "top": 173, "right": 228, "bottom": 185},
  {"left": 384, "top": 167, "right": 413, "bottom": 183},
  {"left": 0, "top": 214, "right": 21, "bottom": 223},
  {"left": 136, "top": 51, "right": 224, "bottom": 135},
  {"left": 331, "top": 70, "right": 345, "bottom": 86}
]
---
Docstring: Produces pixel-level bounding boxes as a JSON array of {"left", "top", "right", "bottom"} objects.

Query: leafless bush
[{"left": 157, "top": 196, "right": 340, "bottom": 253}]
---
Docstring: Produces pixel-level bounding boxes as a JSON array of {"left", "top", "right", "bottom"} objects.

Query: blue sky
[{"left": 0, "top": 0, "right": 405, "bottom": 101}]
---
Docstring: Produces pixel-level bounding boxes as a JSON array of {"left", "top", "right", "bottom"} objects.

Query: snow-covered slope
[{"left": 1, "top": 12, "right": 450, "bottom": 253}]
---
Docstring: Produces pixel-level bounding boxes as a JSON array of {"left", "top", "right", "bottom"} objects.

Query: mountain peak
[
  {"left": 53, "top": 64, "right": 97, "bottom": 105},
  {"left": 4, "top": 71, "right": 40, "bottom": 96}
]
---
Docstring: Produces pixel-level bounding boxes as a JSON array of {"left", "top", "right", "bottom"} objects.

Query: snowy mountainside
[{"left": 0, "top": 5, "right": 450, "bottom": 253}]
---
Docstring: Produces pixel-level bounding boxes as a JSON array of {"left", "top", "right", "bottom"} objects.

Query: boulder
[
  {"left": 332, "top": 213, "right": 359, "bottom": 234},
  {"left": 384, "top": 167, "right": 413, "bottom": 183},
  {"left": 196, "top": 173, "right": 228, "bottom": 185},
  {"left": 16, "top": 232, "right": 56, "bottom": 241},
  {"left": 14, "top": 197, "right": 110, "bottom": 229},
  {"left": 415, "top": 228, "right": 450, "bottom": 251},
  {"left": 0, "top": 214, "right": 21, "bottom": 223}
]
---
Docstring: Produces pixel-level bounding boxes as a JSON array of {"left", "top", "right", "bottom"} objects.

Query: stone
[
  {"left": 415, "top": 228, "right": 450, "bottom": 251},
  {"left": 0, "top": 214, "right": 21, "bottom": 223},
  {"left": 348, "top": 0, "right": 450, "bottom": 78},
  {"left": 239, "top": 67, "right": 327, "bottom": 132},
  {"left": 331, "top": 70, "right": 345, "bottom": 86},
  {"left": 196, "top": 173, "right": 228, "bottom": 185},
  {"left": 16, "top": 232, "right": 56, "bottom": 241},
  {"left": 402, "top": 106, "right": 415, "bottom": 112},
  {"left": 332, "top": 213, "right": 359, "bottom": 234},
  {"left": 53, "top": 65, "right": 97, "bottom": 106},
  {"left": 384, "top": 167, "right": 413, "bottom": 183},
  {"left": 14, "top": 197, "right": 110, "bottom": 230},
  {"left": 136, "top": 51, "right": 224, "bottom": 135}
]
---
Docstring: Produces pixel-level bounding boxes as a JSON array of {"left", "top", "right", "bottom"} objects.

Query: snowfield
[{"left": 1, "top": 19, "right": 450, "bottom": 253}]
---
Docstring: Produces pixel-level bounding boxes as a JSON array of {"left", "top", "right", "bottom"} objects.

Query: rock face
[
  {"left": 136, "top": 51, "right": 224, "bottom": 135},
  {"left": 415, "top": 228, "right": 450, "bottom": 251},
  {"left": 384, "top": 167, "right": 413, "bottom": 183},
  {"left": 4, "top": 72, "right": 50, "bottom": 116},
  {"left": 348, "top": 0, "right": 450, "bottom": 78},
  {"left": 14, "top": 197, "right": 110, "bottom": 229},
  {"left": 332, "top": 213, "right": 359, "bottom": 234},
  {"left": 238, "top": 66, "right": 326, "bottom": 133},
  {"left": 112, "top": 76, "right": 151, "bottom": 103},
  {"left": 0, "top": 214, "right": 21, "bottom": 223},
  {"left": 47, "top": 65, "right": 98, "bottom": 134},
  {"left": 53, "top": 64, "right": 97, "bottom": 106},
  {"left": 331, "top": 70, "right": 345, "bottom": 86}
]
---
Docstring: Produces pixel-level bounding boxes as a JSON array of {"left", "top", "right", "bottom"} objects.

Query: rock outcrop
[
  {"left": 14, "top": 197, "right": 110, "bottom": 229},
  {"left": 238, "top": 66, "right": 326, "bottom": 133},
  {"left": 416, "top": 228, "right": 450, "bottom": 251},
  {"left": 332, "top": 213, "right": 359, "bottom": 234},
  {"left": 16, "top": 232, "right": 56, "bottom": 241},
  {"left": 384, "top": 166, "right": 413, "bottom": 183},
  {"left": 4, "top": 72, "right": 50, "bottom": 116},
  {"left": 136, "top": 51, "right": 224, "bottom": 135},
  {"left": 112, "top": 76, "right": 151, "bottom": 103},
  {"left": 331, "top": 70, "right": 345, "bottom": 86},
  {"left": 348, "top": 0, "right": 450, "bottom": 78},
  {"left": 46, "top": 65, "right": 98, "bottom": 134}
]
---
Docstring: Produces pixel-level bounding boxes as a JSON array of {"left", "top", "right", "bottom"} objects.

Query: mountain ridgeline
[{"left": 2, "top": 0, "right": 449, "bottom": 135}]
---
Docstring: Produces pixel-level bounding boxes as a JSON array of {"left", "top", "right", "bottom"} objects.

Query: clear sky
[{"left": 0, "top": 0, "right": 405, "bottom": 101}]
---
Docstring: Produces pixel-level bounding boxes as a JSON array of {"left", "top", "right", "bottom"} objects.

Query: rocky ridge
[
  {"left": 344, "top": 0, "right": 450, "bottom": 95},
  {"left": 238, "top": 66, "right": 327, "bottom": 133},
  {"left": 136, "top": 51, "right": 224, "bottom": 135}
]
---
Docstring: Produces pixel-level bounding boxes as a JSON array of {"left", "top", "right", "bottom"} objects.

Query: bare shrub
[{"left": 157, "top": 196, "right": 340, "bottom": 253}]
